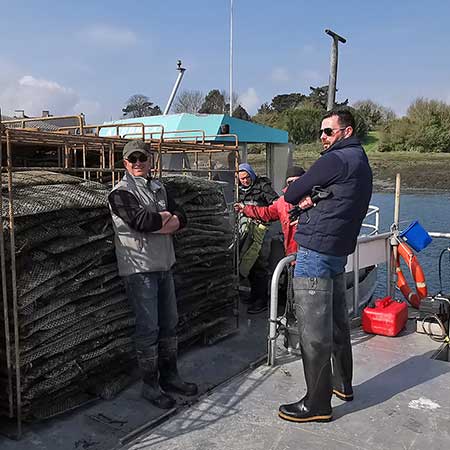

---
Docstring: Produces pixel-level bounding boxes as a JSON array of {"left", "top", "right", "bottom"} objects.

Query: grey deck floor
[
  {"left": 1, "top": 311, "right": 449, "bottom": 450},
  {"left": 123, "top": 323, "right": 450, "bottom": 450}
]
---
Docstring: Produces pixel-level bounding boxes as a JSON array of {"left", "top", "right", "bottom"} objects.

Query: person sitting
[
  {"left": 237, "top": 163, "right": 279, "bottom": 314},
  {"left": 235, "top": 166, "right": 306, "bottom": 257}
]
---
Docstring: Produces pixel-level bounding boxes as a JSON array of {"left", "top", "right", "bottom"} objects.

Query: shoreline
[{"left": 248, "top": 151, "right": 450, "bottom": 195}]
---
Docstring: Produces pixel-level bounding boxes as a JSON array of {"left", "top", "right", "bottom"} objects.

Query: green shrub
[
  {"left": 379, "top": 98, "right": 450, "bottom": 152},
  {"left": 278, "top": 105, "right": 324, "bottom": 144}
]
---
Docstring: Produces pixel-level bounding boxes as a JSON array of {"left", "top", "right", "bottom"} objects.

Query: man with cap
[
  {"left": 237, "top": 163, "right": 278, "bottom": 314},
  {"left": 235, "top": 166, "right": 306, "bottom": 257},
  {"left": 108, "top": 140, "right": 197, "bottom": 409}
]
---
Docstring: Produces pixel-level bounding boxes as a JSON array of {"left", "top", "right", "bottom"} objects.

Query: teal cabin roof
[{"left": 99, "top": 113, "right": 288, "bottom": 144}]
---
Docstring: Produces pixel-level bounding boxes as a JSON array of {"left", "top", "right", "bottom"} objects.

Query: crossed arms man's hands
[
  {"left": 154, "top": 211, "right": 181, "bottom": 234},
  {"left": 155, "top": 211, "right": 180, "bottom": 234}
]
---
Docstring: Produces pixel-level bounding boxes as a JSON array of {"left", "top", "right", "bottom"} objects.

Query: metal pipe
[
  {"left": 233, "top": 149, "right": 240, "bottom": 330},
  {"left": 229, "top": 0, "right": 234, "bottom": 115},
  {"left": 268, "top": 254, "right": 296, "bottom": 366},
  {"left": 325, "top": 29, "right": 346, "bottom": 111},
  {"left": 429, "top": 232, "right": 450, "bottom": 239},
  {"left": 163, "top": 60, "right": 186, "bottom": 115},
  {"left": 6, "top": 130, "right": 22, "bottom": 438},
  {"left": 82, "top": 144, "right": 87, "bottom": 180},
  {"left": 2, "top": 114, "right": 84, "bottom": 131},
  {"left": 390, "top": 173, "right": 401, "bottom": 299},
  {"left": 352, "top": 244, "right": 360, "bottom": 318},
  {"left": 0, "top": 113, "right": 14, "bottom": 418},
  {"left": 111, "top": 143, "right": 116, "bottom": 187},
  {"left": 386, "top": 237, "right": 393, "bottom": 298}
]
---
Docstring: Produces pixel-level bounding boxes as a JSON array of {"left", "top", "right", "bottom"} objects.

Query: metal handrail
[
  {"left": 267, "top": 254, "right": 296, "bottom": 366},
  {"left": 429, "top": 232, "right": 450, "bottom": 239},
  {"left": 360, "top": 205, "right": 380, "bottom": 236},
  {"left": 204, "top": 134, "right": 239, "bottom": 147},
  {"left": 267, "top": 205, "right": 384, "bottom": 367},
  {"left": 3, "top": 114, "right": 85, "bottom": 134}
]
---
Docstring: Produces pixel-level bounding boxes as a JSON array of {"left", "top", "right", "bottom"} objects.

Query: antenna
[
  {"left": 229, "top": 0, "right": 233, "bottom": 116},
  {"left": 163, "top": 60, "right": 186, "bottom": 115}
]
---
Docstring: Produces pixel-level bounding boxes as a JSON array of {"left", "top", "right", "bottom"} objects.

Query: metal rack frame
[{"left": 0, "top": 114, "right": 240, "bottom": 439}]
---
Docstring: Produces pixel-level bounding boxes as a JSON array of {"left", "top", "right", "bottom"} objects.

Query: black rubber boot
[
  {"left": 331, "top": 273, "right": 354, "bottom": 402},
  {"left": 247, "top": 298, "right": 268, "bottom": 314},
  {"left": 137, "top": 345, "right": 176, "bottom": 409},
  {"left": 159, "top": 337, "right": 198, "bottom": 396},
  {"left": 279, "top": 277, "right": 333, "bottom": 423}
]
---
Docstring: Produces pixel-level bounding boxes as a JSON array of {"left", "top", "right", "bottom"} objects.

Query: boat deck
[
  {"left": 1, "top": 308, "right": 449, "bottom": 450},
  {"left": 124, "top": 319, "right": 450, "bottom": 450}
]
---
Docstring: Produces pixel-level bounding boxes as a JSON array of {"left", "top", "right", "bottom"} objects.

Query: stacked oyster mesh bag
[
  {"left": 0, "top": 171, "right": 136, "bottom": 421},
  {"left": 0, "top": 171, "right": 237, "bottom": 421},
  {"left": 165, "top": 175, "right": 238, "bottom": 344}
]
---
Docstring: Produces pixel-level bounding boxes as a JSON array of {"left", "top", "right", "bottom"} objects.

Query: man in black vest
[{"left": 279, "top": 109, "right": 372, "bottom": 423}]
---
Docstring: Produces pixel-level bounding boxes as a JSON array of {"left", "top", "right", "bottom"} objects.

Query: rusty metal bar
[
  {"left": 156, "top": 129, "right": 206, "bottom": 144},
  {"left": 2, "top": 114, "right": 85, "bottom": 132},
  {"left": 204, "top": 134, "right": 239, "bottom": 147},
  {"left": 82, "top": 144, "right": 87, "bottom": 180},
  {"left": 208, "top": 152, "right": 212, "bottom": 180},
  {"left": 110, "top": 143, "right": 116, "bottom": 187},
  {"left": 0, "top": 115, "right": 14, "bottom": 419},
  {"left": 1, "top": 166, "right": 125, "bottom": 173},
  {"left": 100, "top": 145, "right": 106, "bottom": 184},
  {"left": 6, "top": 130, "right": 22, "bottom": 438}
]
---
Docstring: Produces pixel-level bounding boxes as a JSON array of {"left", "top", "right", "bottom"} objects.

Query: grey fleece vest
[{"left": 110, "top": 173, "right": 175, "bottom": 276}]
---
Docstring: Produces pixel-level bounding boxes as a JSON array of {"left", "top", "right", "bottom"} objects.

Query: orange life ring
[{"left": 396, "top": 242, "right": 427, "bottom": 308}]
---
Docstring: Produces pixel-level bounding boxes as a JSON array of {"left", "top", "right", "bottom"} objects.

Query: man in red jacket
[{"left": 235, "top": 166, "right": 306, "bottom": 257}]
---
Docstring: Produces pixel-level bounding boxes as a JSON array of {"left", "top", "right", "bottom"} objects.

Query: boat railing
[
  {"left": 429, "top": 232, "right": 450, "bottom": 239},
  {"left": 360, "top": 205, "right": 380, "bottom": 236},
  {"left": 267, "top": 206, "right": 389, "bottom": 367}
]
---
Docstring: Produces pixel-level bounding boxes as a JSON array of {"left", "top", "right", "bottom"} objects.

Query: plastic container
[
  {"left": 362, "top": 296, "right": 408, "bottom": 337},
  {"left": 399, "top": 220, "right": 432, "bottom": 252}
]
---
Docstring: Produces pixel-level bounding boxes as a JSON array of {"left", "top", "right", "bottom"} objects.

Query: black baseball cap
[{"left": 122, "top": 140, "right": 151, "bottom": 160}]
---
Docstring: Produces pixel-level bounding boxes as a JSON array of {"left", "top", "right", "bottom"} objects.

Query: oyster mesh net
[
  {"left": 0, "top": 172, "right": 237, "bottom": 422},
  {"left": 0, "top": 171, "right": 136, "bottom": 421}
]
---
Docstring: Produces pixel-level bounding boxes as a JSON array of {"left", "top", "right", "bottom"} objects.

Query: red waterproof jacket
[{"left": 242, "top": 190, "right": 297, "bottom": 256}]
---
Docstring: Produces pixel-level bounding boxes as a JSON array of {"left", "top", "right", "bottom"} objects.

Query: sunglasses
[
  {"left": 127, "top": 154, "right": 148, "bottom": 163},
  {"left": 320, "top": 127, "right": 346, "bottom": 137}
]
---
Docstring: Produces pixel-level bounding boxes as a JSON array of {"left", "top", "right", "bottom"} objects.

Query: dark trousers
[{"left": 124, "top": 271, "right": 179, "bottom": 353}]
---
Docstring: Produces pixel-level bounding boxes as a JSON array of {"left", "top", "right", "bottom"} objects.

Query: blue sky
[{"left": 0, "top": 0, "right": 449, "bottom": 123}]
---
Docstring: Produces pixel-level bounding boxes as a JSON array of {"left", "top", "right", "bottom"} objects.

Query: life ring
[{"left": 396, "top": 241, "right": 427, "bottom": 308}]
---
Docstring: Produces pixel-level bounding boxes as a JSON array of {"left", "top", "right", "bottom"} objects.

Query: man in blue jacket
[{"left": 279, "top": 109, "right": 372, "bottom": 423}]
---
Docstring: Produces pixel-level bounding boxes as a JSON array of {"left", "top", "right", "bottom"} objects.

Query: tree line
[{"left": 122, "top": 91, "right": 450, "bottom": 153}]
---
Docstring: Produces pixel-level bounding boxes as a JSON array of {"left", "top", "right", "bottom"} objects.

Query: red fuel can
[{"left": 362, "top": 296, "right": 408, "bottom": 337}]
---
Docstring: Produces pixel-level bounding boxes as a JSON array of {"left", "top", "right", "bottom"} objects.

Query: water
[{"left": 371, "top": 192, "right": 450, "bottom": 299}]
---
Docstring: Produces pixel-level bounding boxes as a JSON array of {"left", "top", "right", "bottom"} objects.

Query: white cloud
[
  {"left": 74, "top": 99, "right": 102, "bottom": 120},
  {"left": 0, "top": 65, "right": 104, "bottom": 122},
  {"left": 238, "top": 88, "right": 260, "bottom": 114},
  {"left": 19, "top": 75, "right": 75, "bottom": 94},
  {"left": 82, "top": 24, "right": 138, "bottom": 47},
  {"left": 5, "top": 75, "right": 78, "bottom": 117},
  {"left": 271, "top": 67, "right": 290, "bottom": 83}
]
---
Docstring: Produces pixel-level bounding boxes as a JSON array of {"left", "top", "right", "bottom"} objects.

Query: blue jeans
[
  {"left": 124, "top": 271, "right": 179, "bottom": 352},
  {"left": 294, "top": 247, "right": 347, "bottom": 278}
]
